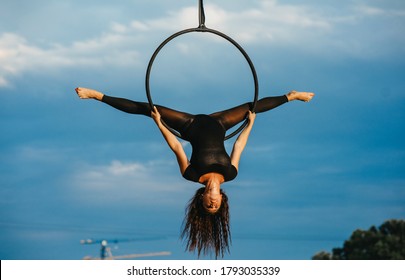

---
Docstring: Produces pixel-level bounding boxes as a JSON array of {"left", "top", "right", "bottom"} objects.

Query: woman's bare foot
[
  {"left": 287, "top": 90, "right": 315, "bottom": 102},
  {"left": 75, "top": 87, "right": 104, "bottom": 101}
]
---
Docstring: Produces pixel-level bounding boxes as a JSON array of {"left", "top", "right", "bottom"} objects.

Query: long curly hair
[{"left": 181, "top": 187, "right": 231, "bottom": 259}]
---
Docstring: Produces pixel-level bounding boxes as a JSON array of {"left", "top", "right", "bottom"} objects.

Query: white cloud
[
  {"left": 0, "top": 76, "right": 8, "bottom": 87},
  {"left": 355, "top": 4, "right": 405, "bottom": 17},
  {"left": 1, "top": 0, "right": 403, "bottom": 88},
  {"left": 0, "top": 1, "right": 332, "bottom": 88},
  {"left": 108, "top": 160, "right": 146, "bottom": 176},
  {"left": 12, "top": 145, "right": 68, "bottom": 163},
  {"left": 0, "top": 29, "right": 143, "bottom": 88},
  {"left": 70, "top": 159, "right": 191, "bottom": 206}
]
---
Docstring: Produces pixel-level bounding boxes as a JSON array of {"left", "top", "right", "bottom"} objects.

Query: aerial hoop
[{"left": 145, "top": 0, "right": 259, "bottom": 140}]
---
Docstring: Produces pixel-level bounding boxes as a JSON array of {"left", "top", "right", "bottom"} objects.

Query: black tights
[{"left": 101, "top": 95, "right": 288, "bottom": 134}]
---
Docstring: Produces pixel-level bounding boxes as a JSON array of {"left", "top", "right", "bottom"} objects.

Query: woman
[{"left": 75, "top": 87, "right": 314, "bottom": 258}]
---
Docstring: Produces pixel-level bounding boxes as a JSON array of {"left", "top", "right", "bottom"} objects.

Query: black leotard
[{"left": 181, "top": 115, "right": 237, "bottom": 182}]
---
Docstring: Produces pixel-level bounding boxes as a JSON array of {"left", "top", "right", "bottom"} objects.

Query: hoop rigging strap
[{"left": 145, "top": 0, "right": 258, "bottom": 140}]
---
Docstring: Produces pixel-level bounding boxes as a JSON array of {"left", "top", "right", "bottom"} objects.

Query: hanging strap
[{"left": 199, "top": 0, "right": 206, "bottom": 28}]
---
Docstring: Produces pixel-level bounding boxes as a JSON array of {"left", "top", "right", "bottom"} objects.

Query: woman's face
[{"left": 202, "top": 191, "right": 222, "bottom": 214}]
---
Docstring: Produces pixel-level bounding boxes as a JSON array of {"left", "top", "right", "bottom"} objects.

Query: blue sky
[{"left": 0, "top": 0, "right": 404, "bottom": 260}]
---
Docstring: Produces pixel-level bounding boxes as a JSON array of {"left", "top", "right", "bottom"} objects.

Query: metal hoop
[{"left": 145, "top": 4, "right": 258, "bottom": 140}]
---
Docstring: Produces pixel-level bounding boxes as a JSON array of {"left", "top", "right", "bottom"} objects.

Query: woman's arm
[
  {"left": 151, "top": 107, "right": 190, "bottom": 174},
  {"left": 230, "top": 111, "right": 256, "bottom": 171}
]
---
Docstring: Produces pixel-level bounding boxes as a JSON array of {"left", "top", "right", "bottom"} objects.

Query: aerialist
[{"left": 75, "top": 87, "right": 314, "bottom": 258}]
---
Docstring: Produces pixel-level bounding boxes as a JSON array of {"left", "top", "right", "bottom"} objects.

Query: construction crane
[{"left": 80, "top": 238, "right": 171, "bottom": 260}]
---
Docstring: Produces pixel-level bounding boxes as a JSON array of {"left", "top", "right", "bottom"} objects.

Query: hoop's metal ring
[{"left": 145, "top": 26, "right": 258, "bottom": 140}]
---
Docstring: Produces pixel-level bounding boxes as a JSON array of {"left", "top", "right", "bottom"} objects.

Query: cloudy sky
[{"left": 1, "top": 0, "right": 404, "bottom": 260}]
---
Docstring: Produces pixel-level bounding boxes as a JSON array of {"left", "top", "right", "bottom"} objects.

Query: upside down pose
[{"left": 75, "top": 87, "right": 314, "bottom": 258}]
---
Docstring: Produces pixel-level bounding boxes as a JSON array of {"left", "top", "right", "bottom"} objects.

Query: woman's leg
[
  {"left": 210, "top": 95, "right": 288, "bottom": 130},
  {"left": 75, "top": 87, "right": 194, "bottom": 132},
  {"left": 210, "top": 91, "right": 314, "bottom": 131}
]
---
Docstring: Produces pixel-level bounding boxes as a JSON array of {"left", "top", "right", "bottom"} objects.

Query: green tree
[{"left": 312, "top": 219, "right": 405, "bottom": 260}]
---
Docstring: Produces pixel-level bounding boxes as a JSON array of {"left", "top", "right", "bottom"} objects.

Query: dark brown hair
[{"left": 181, "top": 187, "right": 231, "bottom": 259}]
